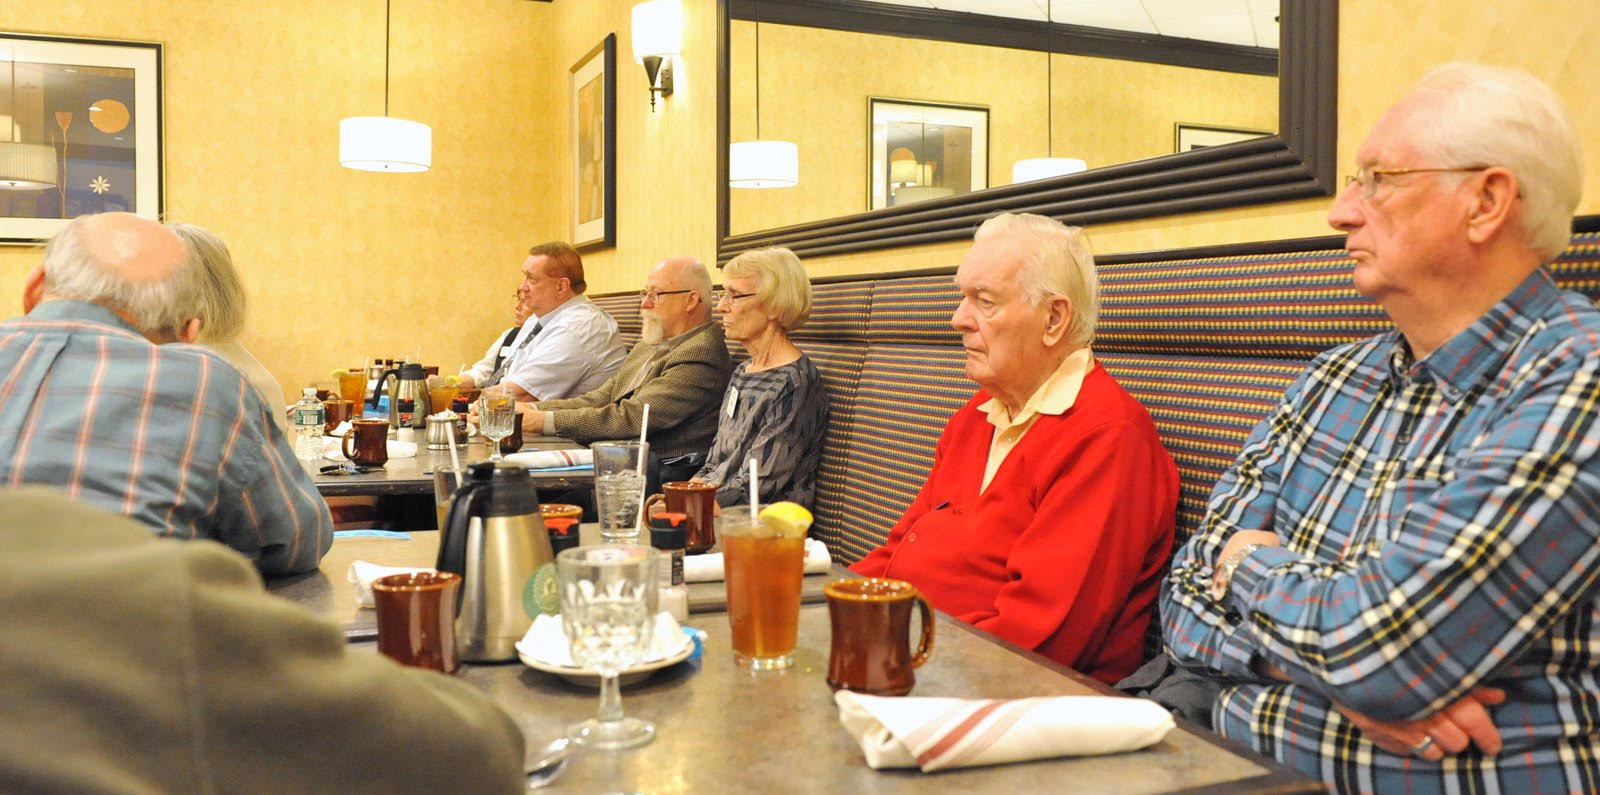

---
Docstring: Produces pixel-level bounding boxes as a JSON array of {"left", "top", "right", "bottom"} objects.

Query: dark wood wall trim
[
  {"left": 716, "top": 0, "right": 1339, "bottom": 267},
  {"left": 727, "top": 0, "right": 1277, "bottom": 76}
]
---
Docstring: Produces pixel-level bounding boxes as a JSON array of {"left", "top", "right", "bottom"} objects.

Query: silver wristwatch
[{"left": 1211, "top": 542, "right": 1263, "bottom": 602}]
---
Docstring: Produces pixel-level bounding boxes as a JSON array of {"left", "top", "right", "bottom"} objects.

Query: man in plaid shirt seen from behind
[{"left": 1163, "top": 62, "right": 1600, "bottom": 792}]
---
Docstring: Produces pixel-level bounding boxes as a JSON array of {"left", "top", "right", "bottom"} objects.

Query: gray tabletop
[
  {"left": 451, "top": 606, "right": 1318, "bottom": 793},
  {"left": 265, "top": 526, "right": 834, "bottom": 641},
  {"left": 311, "top": 435, "right": 592, "bottom": 497}
]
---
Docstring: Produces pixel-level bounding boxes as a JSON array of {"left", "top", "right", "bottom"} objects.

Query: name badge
[{"left": 723, "top": 386, "right": 739, "bottom": 418}]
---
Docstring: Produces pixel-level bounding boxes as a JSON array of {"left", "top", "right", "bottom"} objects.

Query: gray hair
[
  {"left": 725, "top": 247, "right": 813, "bottom": 331},
  {"left": 41, "top": 214, "right": 203, "bottom": 340},
  {"left": 974, "top": 212, "right": 1099, "bottom": 348},
  {"left": 674, "top": 258, "right": 714, "bottom": 304},
  {"left": 1408, "top": 62, "right": 1583, "bottom": 260},
  {"left": 168, "top": 222, "right": 248, "bottom": 343}
]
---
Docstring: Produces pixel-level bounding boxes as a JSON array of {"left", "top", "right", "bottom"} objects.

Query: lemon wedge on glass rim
[
  {"left": 758, "top": 501, "right": 813, "bottom": 539},
  {"left": 328, "top": 368, "right": 349, "bottom": 379}
]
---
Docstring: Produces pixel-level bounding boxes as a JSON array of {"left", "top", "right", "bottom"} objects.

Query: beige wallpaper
[
  {"left": 0, "top": 0, "right": 563, "bottom": 403},
  {"left": 728, "top": 21, "right": 1277, "bottom": 235},
  {"left": 4, "top": 0, "right": 1598, "bottom": 398}
]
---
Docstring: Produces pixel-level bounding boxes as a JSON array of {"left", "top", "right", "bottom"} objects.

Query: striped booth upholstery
[{"left": 588, "top": 230, "right": 1600, "bottom": 575}]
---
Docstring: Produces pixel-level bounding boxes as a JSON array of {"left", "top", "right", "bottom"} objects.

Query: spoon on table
[{"left": 525, "top": 737, "right": 579, "bottom": 789}]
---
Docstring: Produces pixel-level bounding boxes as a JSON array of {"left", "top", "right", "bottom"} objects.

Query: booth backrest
[{"left": 589, "top": 231, "right": 1600, "bottom": 564}]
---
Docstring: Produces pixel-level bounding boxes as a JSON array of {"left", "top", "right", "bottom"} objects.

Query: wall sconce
[{"left": 632, "top": 0, "right": 682, "bottom": 111}]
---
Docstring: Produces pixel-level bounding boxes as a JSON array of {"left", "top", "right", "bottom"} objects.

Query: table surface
[
  {"left": 311, "top": 435, "right": 591, "bottom": 497},
  {"left": 266, "top": 526, "right": 834, "bottom": 641},
  {"left": 451, "top": 607, "right": 1318, "bottom": 793}
]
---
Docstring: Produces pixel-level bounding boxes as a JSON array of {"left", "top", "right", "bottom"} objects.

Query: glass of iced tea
[
  {"left": 721, "top": 506, "right": 806, "bottom": 670},
  {"left": 338, "top": 369, "right": 368, "bottom": 411}
]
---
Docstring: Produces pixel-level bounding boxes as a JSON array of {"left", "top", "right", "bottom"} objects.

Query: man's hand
[
  {"left": 457, "top": 374, "right": 478, "bottom": 390},
  {"left": 519, "top": 406, "right": 544, "bottom": 434},
  {"left": 1335, "top": 688, "right": 1506, "bottom": 761},
  {"left": 1217, "top": 530, "right": 1281, "bottom": 566}
]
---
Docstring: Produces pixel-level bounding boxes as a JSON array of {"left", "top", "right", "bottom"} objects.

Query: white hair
[
  {"left": 725, "top": 247, "right": 813, "bottom": 331},
  {"left": 1408, "top": 62, "right": 1583, "bottom": 260},
  {"left": 41, "top": 214, "right": 203, "bottom": 340},
  {"left": 678, "top": 258, "right": 713, "bottom": 303},
  {"left": 168, "top": 222, "right": 248, "bottom": 343},
  {"left": 974, "top": 212, "right": 1099, "bottom": 348}
]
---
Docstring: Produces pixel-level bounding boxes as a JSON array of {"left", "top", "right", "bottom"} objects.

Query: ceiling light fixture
[
  {"left": 0, "top": 50, "right": 57, "bottom": 191},
  {"left": 1012, "top": 8, "right": 1086, "bottom": 184},
  {"left": 340, "top": 0, "right": 431, "bottom": 173},
  {"left": 729, "top": 0, "right": 797, "bottom": 188}
]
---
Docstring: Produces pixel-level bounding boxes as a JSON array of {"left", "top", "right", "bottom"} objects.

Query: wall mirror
[{"left": 715, "top": 0, "right": 1337, "bottom": 264}]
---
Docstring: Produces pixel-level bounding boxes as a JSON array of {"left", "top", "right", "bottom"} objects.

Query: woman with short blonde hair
[{"left": 693, "top": 247, "right": 829, "bottom": 508}]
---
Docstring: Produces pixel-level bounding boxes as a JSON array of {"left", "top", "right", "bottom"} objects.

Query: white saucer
[{"left": 516, "top": 632, "right": 695, "bottom": 687}]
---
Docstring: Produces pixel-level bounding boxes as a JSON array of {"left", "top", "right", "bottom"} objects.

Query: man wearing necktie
[{"left": 472, "top": 241, "right": 625, "bottom": 401}]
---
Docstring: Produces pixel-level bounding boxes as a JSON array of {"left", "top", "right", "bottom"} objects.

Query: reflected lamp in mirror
[
  {"left": 0, "top": 142, "right": 56, "bottom": 190},
  {"left": 1011, "top": 157, "right": 1087, "bottom": 184},
  {"left": 729, "top": 139, "right": 798, "bottom": 188},
  {"left": 632, "top": 0, "right": 682, "bottom": 110}
]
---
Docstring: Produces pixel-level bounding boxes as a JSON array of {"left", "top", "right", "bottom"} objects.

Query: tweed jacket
[
  {"left": 0, "top": 487, "right": 523, "bottom": 793},
  {"left": 536, "top": 320, "right": 733, "bottom": 460}
]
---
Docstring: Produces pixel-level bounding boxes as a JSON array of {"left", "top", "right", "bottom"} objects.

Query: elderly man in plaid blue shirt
[
  {"left": 0, "top": 213, "right": 333, "bottom": 575},
  {"left": 1164, "top": 63, "right": 1600, "bottom": 792}
]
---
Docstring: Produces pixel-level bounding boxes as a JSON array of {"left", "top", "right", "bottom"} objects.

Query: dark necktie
[{"left": 487, "top": 322, "right": 544, "bottom": 387}]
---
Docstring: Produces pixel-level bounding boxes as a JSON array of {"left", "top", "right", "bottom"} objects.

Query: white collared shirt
[{"left": 976, "top": 347, "right": 1095, "bottom": 493}]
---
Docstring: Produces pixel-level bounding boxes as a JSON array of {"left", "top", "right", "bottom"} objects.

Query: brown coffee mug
[
  {"left": 643, "top": 480, "right": 718, "bottom": 554},
  {"left": 342, "top": 418, "right": 390, "bottom": 467},
  {"left": 824, "top": 578, "right": 934, "bottom": 696},
  {"left": 371, "top": 571, "right": 461, "bottom": 673},
  {"left": 322, "top": 399, "right": 354, "bottom": 433}
]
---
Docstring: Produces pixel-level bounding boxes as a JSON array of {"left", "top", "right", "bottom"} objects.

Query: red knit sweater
[{"left": 851, "top": 366, "right": 1177, "bottom": 684}]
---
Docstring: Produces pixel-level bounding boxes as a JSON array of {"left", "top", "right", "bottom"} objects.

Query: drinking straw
[
  {"left": 747, "top": 456, "right": 759, "bottom": 526},
  {"left": 634, "top": 404, "right": 651, "bottom": 532},
  {"left": 446, "top": 428, "right": 464, "bottom": 489}
]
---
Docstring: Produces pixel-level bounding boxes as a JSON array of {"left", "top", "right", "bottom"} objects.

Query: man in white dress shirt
[{"left": 468, "top": 241, "right": 626, "bottom": 401}]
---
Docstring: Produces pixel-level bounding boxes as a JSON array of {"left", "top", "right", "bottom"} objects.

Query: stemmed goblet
[
  {"left": 477, "top": 387, "right": 516, "bottom": 462},
  {"left": 557, "top": 544, "right": 660, "bottom": 750}
]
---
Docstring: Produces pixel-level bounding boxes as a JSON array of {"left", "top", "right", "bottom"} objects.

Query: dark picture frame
[
  {"left": 570, "top": 34, "right": 616, "bottom": 251},
  {"left": 868, "top": 98, "right": 989, "bottom": 211},
  {"left": 0, "top": 32, "right": 163, "bottom": 244},
  {"left": 1175, "top": 123, "right": 1271, "bottom": 153}
]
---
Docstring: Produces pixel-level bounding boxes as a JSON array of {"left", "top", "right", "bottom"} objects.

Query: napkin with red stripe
[{"left": 836, "top": 691, "right": 1174, "bottom": 771}]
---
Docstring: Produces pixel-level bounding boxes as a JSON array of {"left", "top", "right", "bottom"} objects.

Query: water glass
[
  {"left": 592, "top": 441, "right": 648, "bottom": 544},
  {"left": 478, "top": 388, "right": 516, "bottom": 462},
  {"left": 558, "top": 545, "right": 659, "bottom": 750}
]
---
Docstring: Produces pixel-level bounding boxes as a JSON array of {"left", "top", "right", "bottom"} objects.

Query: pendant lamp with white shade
[
  {"left": 729, "top": 2, "right": 797, "bottom": 188},
  {"left": 340, "top": 0, "right": 431, "bottom": 173},
  {"left": 1, "top": 52, "right": 56, "bottom": 191},
  {"left": 1011, "top": 11, "right": 1086, "bottom": 184}
]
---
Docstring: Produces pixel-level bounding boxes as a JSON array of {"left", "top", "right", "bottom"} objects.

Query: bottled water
[{"left": 293, "top": 387, "right": 326, "bottom": 463}]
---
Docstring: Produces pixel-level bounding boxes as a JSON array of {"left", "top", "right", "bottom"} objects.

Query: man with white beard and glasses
[{"left": 515, "top": 257, "right": 732, "bottom": 481}]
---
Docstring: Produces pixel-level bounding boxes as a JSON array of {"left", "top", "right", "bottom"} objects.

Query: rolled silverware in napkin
[
  {"left": 836, "top": 691, "right": 1174, "bottom": 771},
  {"left": 683, "top": 538, "right": 833, "bottom": 582},
  {"left": 348, "top": 560, "right": 432, "bottom": 607},
  {"left": 503, "top": 449, "right": 594, "bottom": 469}
]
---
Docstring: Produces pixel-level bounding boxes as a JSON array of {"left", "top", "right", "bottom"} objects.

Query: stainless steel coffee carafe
[
  {"left": 435, "top": 462, "right": 552, "bottom": 661},
  {"left": 372, "top": 361, "right": 430, "bottom": 430}
]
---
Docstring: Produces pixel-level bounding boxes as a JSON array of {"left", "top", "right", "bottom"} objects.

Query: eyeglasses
[
  {"left": 715, "top": 287, "right": 756, "bottom": 306},
  {"left": 639, "top": 288, "right": 692, "bottom": 303},
  {"left": 1343, "top": 165, "right": 1489, "bottom": 199}
]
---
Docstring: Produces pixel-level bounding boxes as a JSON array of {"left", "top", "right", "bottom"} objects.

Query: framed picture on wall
[
  {"left": 570, "top": 34, "right": 616, "bottom": 251},
  {"left": 868, "top": 98, "right": 988, "bottom": 211},
  {"left": 1174, "top": 123, "right": 1270, "bottom": 153},
  {"left": 0, "top": 32, "right": 163, "bottom": 244}
]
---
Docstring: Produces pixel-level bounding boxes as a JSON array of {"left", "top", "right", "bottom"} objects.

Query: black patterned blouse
[{"left": 693, "top": 355, "right": 829, "bottom": 508}]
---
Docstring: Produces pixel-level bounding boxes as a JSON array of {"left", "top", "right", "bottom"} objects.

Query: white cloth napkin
[
  {"left": 321, "top": 437, "right": 418, "bottom": 461},
  {"left": 683, "top": 538, "right": 832, "bottom": 583},
  {"left": 347, "top": 560, "right": 433, "bottom": 608},
  {"left": 515, "top": 611, "right": 687, "bottom": 667},
  {"left": 836, "top": 691, "right": 1174, "bottom": 772},
  {"left": 503, "top": 449, "right": 593, "bottom": 469}
]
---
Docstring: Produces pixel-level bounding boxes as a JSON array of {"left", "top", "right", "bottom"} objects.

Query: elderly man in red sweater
[{"left": 851, "top": 212, "right": 1177, "bottom": 684}]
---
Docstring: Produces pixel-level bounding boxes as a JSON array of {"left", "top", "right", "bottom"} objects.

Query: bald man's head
[{"left": 33, "top": 213, "right": 203, "bottom": 342}]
